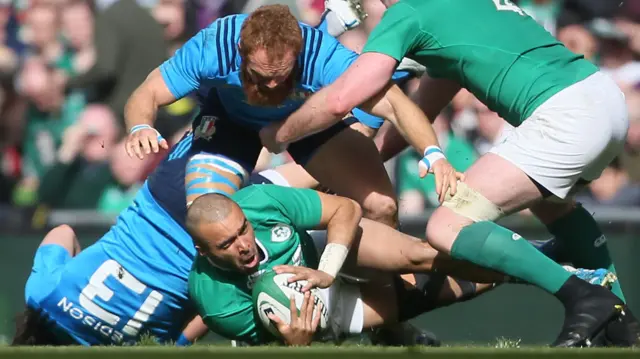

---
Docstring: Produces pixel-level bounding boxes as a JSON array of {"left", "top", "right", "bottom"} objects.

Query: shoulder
[
  {"left": 297, "top": 23, "right": 343, "bottom": 87},
  {"left": 199, "top": 14, "right": 246, "bottom": 76}
]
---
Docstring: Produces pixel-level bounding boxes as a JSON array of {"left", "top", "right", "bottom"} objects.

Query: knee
[
  {"left": 42, "top": 225, "right": 77, "bottom": 246},
  {"left": 361, "top": 194, "right": 398, "bottom": 227},
  {"left": 530, "top": 199, "right": 576, "bottom": 225},
  {"left": 425, "top": 208, "right": 453, "bottom": 251},
  {"left": 50, "top": 224, "right": 76, "bottom": 239},
  {"left": 404, "top": 240, "right": 438, "bottom": 271}
]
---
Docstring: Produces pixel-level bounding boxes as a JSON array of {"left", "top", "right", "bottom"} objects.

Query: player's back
[
  {"left": 392, "top": 0, "right": 598, "bottom": 124},
  {"left": 26, "top": 136, "right": 199, "bottom": 345},
  {"left": 166, "top": 14, "right": 358, "bottom": 130}
]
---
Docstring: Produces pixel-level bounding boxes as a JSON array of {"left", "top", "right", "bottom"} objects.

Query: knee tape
[
  {"left": 186, "top": 153, "right": 248, "bottom": 204},
  {"left": 442, "top": 182, "right": 504, "bottom": 222},
  {"left": 393, "top": 273, "right": 447, "bottom": 322}
]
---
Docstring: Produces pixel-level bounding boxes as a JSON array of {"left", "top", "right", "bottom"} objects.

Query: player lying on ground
[
  {"left": 260, "top": 0, "right": 640, "bottom": 348},
  {"left": 9, "top": 125, "right": 438, "bottom": 347},
  {"left": 186, "top": 184, "right": 616, "bottom": 346},
  {"left": 124, "top": 4, "right": 458, "bottom": 231}
]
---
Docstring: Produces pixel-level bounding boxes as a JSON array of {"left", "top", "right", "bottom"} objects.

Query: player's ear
[{"left": 194, "top": 244, "right": 206, "bottom": 257}]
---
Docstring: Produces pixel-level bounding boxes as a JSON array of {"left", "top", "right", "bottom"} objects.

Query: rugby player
[
  {"left": 123, "top": 4, "right": 460, "bottom": 230},
  {"left": 186, "top": 185, "right": 616, "bottom": 346},
  {"left": 261, "top": 0, "right": 639, "bottom": 347}
]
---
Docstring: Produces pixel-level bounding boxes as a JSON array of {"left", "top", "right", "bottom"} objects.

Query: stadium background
[{"left": 0, "top": 0, "right": 639, "bottom": 346}]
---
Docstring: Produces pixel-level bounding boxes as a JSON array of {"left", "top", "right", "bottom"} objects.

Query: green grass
[{"left": 0, "top": 345, "right": 638, "bottom": 359}]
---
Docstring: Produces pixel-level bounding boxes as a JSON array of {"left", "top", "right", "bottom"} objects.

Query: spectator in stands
[
  {"left": 588, "top": 17, "right": 640, "bottom": 90},
  {"left": 517, "top": 0, "right": 563, "bottom": 35},
  {"left": 60, "top": 0, "right": 167, "bottom": 130},
  {"left": 557, "top": 23, "right": 597, "bottom": 61},
  {"left": 36, "top": 105, "right": 123, "bottom": 210},
  {"left": 395, "top": 109, "right": 477, "bottom": 214}
]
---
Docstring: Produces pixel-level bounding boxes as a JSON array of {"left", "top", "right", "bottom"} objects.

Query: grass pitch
[{"left": 1, "top": 346, "right": 638, "bottom": 359}]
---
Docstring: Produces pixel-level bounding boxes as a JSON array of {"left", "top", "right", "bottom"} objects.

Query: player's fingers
[
  {"left": 159, "top": 138, "right": 169, "bottom": 150},
  {"left": 125, "top": 138, "right": 135, "bottom": 158},
  {"left": 300, "top": 292, "right": 310, "bottom": 324},
  {"left": 418, "top": 161, "right": 428, "bottom": 178},
  {"left": 288, "top": 295, "right": 299, "bottom": 319},
  {"left": 449, "top": 172, "right": 458, "bottom": 196},
  {"left": 149, "top": 134, "right": 160, "bottom": 153},
  {"left": 311, "top": 302, "right": 322, "bottom": 331},
  {"left": 140, "top": 135, "right": 153, "bottom": 155},
  {"left": 267, "top": 313, "right": 286, "bottom": 330},
  {"left": 273, "top": 265, "right": 295, "bottom": 275},
  {"left": 434, "top": 171, "right": 443, "bottom": 199},
  {"left": 457, "top": 172, "right": 466, "bottom": 182},
  {"left": 132, "top": 138, "right": 145, "bottom": 160},
  {"left": 302, "top": 281, "right": 314, "bottom": 292},
  {"left": 304, "top": 293, "right": 315, "bottom": 329}
]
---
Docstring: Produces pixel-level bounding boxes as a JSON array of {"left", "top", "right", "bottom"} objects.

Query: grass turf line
[{"left": 0, "top": 346, "right": 638, "bottom": 359}]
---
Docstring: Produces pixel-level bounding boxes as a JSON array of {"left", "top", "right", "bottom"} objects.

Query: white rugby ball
[{"left": 252, "top": 271, "right": 329, "bottom": 338}]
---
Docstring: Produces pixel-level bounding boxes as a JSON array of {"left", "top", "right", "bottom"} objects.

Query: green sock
[
  {"left": 547, "top": 204, "right": 626, "bottom": 302},
  {"left": 451, "top": 221, "right": 571, "bottom": 294}
]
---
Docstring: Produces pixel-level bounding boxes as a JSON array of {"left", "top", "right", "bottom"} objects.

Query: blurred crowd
[{"left": 1, "top": 0, "right": 639, "bottom": 224}]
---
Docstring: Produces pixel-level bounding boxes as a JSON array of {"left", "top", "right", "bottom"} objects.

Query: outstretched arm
[{"left": 272, "top": 52, "right": 397, "bottom": 145}]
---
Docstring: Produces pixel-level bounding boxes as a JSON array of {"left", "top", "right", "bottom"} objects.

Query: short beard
[{"left": 241, "top": 62, "right": 297, "bottom": 107}]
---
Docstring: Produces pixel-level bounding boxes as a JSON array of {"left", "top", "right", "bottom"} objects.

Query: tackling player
[
  {"left": 261, "top": 0, "right": 639, "bottom": 347},
  {"left": 123, "top": 4, "right": 460, "bottom": 230}
]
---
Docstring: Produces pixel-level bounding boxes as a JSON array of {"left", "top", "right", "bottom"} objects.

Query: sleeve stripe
[
  {"left": 215, "top": 20, "right": 225, "bottom": 76},
  {"left": 224, "top": 16, "right": 234, "bottom": 74},
  {"left": 229, "top": 16, "right": 239, "bottom": 72},
  {"left": 307, "top": 30, "right": 323, "bottom": 85},
  {"left": 303, "top": 28, "right": 316, "bottom": 85},
  {"left": 298, "top": 27, "right": 309, "bottom": 83}
]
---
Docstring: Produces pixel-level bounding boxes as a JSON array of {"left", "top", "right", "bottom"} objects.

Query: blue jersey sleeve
[{"left": 159, "top": 30, "right": 209, "bottom": 99}]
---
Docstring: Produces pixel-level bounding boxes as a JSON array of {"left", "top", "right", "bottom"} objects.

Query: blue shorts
[
  {"left": 25, "top": 244, "right": 72, "bottom": 304},
  {"left": 191, "top": 93, "right": 349, "bottom": 173}
]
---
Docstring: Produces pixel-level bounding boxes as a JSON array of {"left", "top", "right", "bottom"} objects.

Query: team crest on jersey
[
  {"left": 271, "top": 224, "right": 293, "bottom": 243},
  {"left": 194, "top": 116, "right": 217, "bottom": 141},
  {"left": 289, "top": 89, "right": 312, "bottom": 101}
]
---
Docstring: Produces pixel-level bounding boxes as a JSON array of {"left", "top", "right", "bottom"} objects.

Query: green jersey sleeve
[
  {"left": 362, "top": 2, "right": 423, "bottom": 61},
  {"left": 188, "top": 256, "right": 268, "bottom": 344}
]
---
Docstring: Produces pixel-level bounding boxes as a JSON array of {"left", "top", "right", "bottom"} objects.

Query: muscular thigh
[{"left": 299, "top": 125, "right": 395, "bottom": 206}]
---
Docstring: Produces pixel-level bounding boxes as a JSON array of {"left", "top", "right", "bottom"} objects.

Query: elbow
[
  {"left": 327, "top": 91, "right": 353, "bottom": 119},
  {"left": 344, "top": 198, "right": 363, "bottom": 225}
]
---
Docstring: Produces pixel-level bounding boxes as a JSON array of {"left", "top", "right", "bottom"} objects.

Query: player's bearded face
[{"left": 241, "top": 49, "right": 298, "bottom": 107}]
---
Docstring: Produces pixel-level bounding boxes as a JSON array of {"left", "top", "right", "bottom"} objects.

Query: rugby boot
[
  {"left": 370, "top": 322, "right": 441, "bottom": 347},
  {"left": 324, "top": 0, "right": 367, "bottom": 32},
  {"left": 552, "top": 275, "right": 625, "bottom": 347},
  {"left": 563, "top": 266, "right": 618, "bottom": 289}
]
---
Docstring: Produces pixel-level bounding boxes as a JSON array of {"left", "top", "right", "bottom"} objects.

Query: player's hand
[
  {"left": 273, "top": 265, "right": 335, "bottom": 292},
  {"left": 419, "top": 155, "right": 464, "bottom": 204},
  {"left": 259, "top": 122, "right": 288, "bottom": 154},
  {"left": 267, "top": 292, "right": 321, "bottom": 346},
  {"left": 125, "top": 124, "right": 168, "bottom": 159}
]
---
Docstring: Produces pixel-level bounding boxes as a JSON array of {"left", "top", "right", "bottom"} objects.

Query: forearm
[
  {"left": 276, "top": 88, "right": 344, "bottom": 144},
  {"left": 320, "top": 199, "right": 363, "bottom": 277},
  {"left": 366, "top": 84, "right": 441, "bottom": 154},
  {"left": 124, "top": 86, "right": 160, "bottom": 131}
]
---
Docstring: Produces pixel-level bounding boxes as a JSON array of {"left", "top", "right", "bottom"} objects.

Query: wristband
[
  {"left": 129, "top": 124, "right": 165, "bottom": 141},
  {"left": 419, "top": 146, "right": 446, "bottom": 172},
  {"left": 318, "top": 243, "right": 349, "bottom": 278},
  {"left": 175, "top": 333, "right": 193, "bottom": 346}
]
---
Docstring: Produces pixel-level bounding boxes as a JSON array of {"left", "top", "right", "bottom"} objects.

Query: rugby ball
[{"left": 252, "top": 271, "right": 329, "bottom": 338}]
